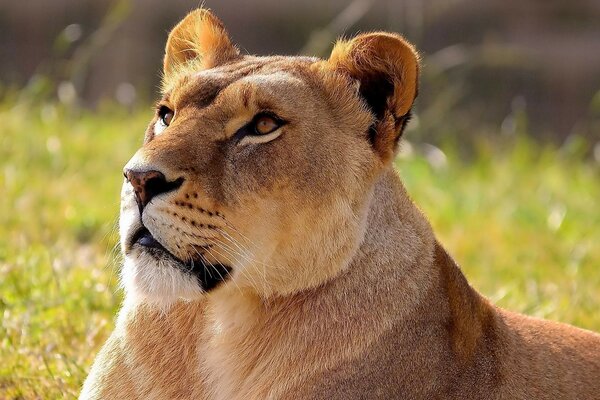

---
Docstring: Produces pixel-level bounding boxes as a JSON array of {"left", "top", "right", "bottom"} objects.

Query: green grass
[{"left": 1, "top": 100, "right": 599, "bottom": 398}]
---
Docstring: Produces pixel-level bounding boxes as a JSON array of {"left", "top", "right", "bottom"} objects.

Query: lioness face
[{"left": 120, "top": 10, "right": 418, "bottom": 304}]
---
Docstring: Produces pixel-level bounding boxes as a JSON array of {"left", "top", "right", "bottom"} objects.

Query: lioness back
[{"left": 81, "top": 8, "right": 600, "bottom": 400}]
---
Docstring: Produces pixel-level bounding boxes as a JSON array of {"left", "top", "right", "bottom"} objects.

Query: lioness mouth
[
  {"left": 131, "top": 227, "right": 163, "bottom": 249},
  {"left": 131, "top": 226, "right": 232, "bottom": 291}
]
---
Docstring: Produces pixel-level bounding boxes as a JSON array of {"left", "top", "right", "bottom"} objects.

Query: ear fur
[
  {"left": 328, "top": 32, "right": 419, "bottom": 162},
  {"left": 163, "top": 9, "right": 239, "bottom": 89}
]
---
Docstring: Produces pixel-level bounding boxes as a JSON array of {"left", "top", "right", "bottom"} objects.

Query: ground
[{"left": 1, "top": 100, "right": 599, "bottom": 398}]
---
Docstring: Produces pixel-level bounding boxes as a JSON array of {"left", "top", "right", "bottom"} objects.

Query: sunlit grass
[{"left": 1, "top": 101, "right": 599, "bottom": 398}]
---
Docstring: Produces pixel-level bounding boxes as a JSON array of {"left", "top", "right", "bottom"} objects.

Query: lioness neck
[
  {"left": 200, "top": 167, "right": 489, "bottom": 399},
  {"left": 213, "top": 166, "right": 438, "bottom": 326}
]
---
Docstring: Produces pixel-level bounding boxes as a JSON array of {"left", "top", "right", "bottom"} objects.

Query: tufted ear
[
  {"left": 328, "top": 32, "right": 419, "bottom": 162},
  {"left": 163, "top": 9, "right": 239, "bottom": 86}
]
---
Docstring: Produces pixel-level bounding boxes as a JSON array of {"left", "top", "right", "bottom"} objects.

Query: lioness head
[{"left": 121, "top": 9, "right": 419, "bottom": 305}]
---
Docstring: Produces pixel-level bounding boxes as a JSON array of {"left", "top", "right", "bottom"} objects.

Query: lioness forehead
[{"left": 166, "top": 55, "right": 320, "bottom": 107}]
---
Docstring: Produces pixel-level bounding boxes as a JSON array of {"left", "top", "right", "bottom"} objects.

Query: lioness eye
[
  {"left": 159, "top": 106, "right": 174, "bottom": 127},
  {"left": 234, "top": 112, "right": 286, "bottom": 145},
  {"left": 254, "top": 115, "right": 280, "bottom": 135}
]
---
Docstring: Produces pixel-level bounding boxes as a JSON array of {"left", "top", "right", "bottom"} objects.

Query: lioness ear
[
  {"left": 328, "top": 32, "right": 419, "bottom": 162},
  {"left": 163, "top": 9, "right": 239, "bottom": 84}
]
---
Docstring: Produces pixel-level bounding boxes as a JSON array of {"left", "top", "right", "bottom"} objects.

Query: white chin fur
[{"left": 121, "top": 251, "right": 203, "bottom": 309}]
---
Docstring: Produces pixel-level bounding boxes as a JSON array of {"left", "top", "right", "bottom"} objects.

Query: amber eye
[
  {"left": 253, "top": 115, "right": 280, "bottom": 135},
  {"left": 159, "top": 106, "right": 174, "bottom": 127}
]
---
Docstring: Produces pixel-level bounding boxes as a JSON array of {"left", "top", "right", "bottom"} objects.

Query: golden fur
[{"left": 81, "top": 9, "right": 600, "bottom": 399}]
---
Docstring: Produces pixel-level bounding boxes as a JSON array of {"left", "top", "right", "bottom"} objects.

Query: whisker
[
  {"left": 215, "top": 228, "right": 254, "bottom": 260},
  {"left": 207, "top": 238, "right": 263, "bottom": 293},
  {"left": 202, "top": 245, "right": 247, "bottom": 295},
  {"left": 218, "top": 219, "right": 260, "bottom": 250},
  {"left": 179, "top": 229, "right": 242, "bottom": 294}
]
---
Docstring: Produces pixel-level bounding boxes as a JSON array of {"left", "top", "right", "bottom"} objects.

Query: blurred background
[
  {"left": 3, "top": 0, "right": 600, "bottom": 143},
  {"left": 1, "top": 0, "right": 599, "bottom": 398}
]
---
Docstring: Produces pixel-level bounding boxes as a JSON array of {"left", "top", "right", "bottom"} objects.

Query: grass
[{"left": 1, "top": 100, "right": 599, "bottom": 398}]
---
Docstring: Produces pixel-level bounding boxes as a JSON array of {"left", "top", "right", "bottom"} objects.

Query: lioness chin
[{"left": 81, "top": 8, "right": 600, "bottom": 400}]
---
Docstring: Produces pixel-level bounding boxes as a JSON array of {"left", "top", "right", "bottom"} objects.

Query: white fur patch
[
  {"left": 153, "top": 119, "right": 167, "bottom": 136},
  {"left": 241, "top": 71, "right": 303, "bottom": 87},
  {"left": 120, "top": 251, "right": 203, "bottom": 309},
  {"left": 119, "top": 183, "right": 204, "bottom": 308},
  {"left": 238, "top": 129, "right": 283, "bottom": 146}
]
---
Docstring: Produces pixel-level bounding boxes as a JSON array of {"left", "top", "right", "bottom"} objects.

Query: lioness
[{"left": 81, "top": 9, "right": 600, "bottom": 400}]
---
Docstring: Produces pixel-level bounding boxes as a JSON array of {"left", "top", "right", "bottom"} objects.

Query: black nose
[{"left": 124, "top": 169, "right": 184, "bottom": 211}]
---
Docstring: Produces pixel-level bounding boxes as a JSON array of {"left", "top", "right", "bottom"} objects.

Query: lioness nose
[{"left": 124, "top": 169, "right": 183, "bottom": 211}]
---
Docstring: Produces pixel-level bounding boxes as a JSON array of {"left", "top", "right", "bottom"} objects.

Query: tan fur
[
  {"left": 81, "top": 9, "right": 600, "bottom": 399},
  {"left": 163, "top": 9, "right": 240, "bottom": 91}
]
